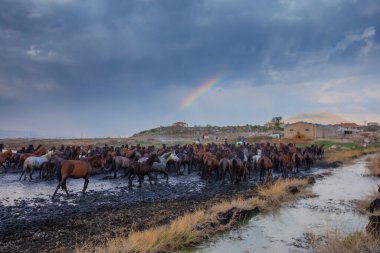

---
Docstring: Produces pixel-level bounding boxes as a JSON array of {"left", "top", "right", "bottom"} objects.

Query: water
[
  {"left": 0, "top": 169, "right": 206, "bottom": 206},
  {"left": 196, "top": 155, "right": 380, "bottom": 253}
]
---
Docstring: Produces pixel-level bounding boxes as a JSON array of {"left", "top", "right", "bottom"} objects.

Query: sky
[{"left": 0, "top": 0, "right": 379, "bottom": 138}]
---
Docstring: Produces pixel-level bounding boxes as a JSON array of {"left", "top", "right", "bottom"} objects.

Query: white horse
[
  {"left": 248, "top": 149, "right": 262, "bottom": 178},
  {"left": 138, "top": 151, "right": 172, "bottom": 170},
  {"left": 19, "top": 151, "right": 55, "bottom": 180}
]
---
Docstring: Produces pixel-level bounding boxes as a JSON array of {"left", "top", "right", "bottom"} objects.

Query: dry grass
[
  {"left": 310, "top": 230, "right": 380, "bottom": 253},
  {"left": 356, "top": 190, "right": 380, "bottom": 214},
  {"left": 257, "top": 178, "right": 313, "bottom": 208},
  {"left": 367, "top": 154, "right": 380, "bottom": 177},
  {"left": 324, "top": 147, "right": 379, "bottom": 163},
  {"left": 77, "top": 178, "right": 312, "bottom": 253}
]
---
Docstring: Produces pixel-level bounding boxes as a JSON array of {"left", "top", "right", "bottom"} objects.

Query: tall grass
[
  {"left": 324, "top": 147, "right": 379, "bottom": 163},
  {"left": 367, "top": 154, "right": 380, "bottom": 177},
  {"left": 310, "top": 230, "right": 380, "bottom": 253},
  {"left": 77, "top": 179, "right": 312, "bottom": 253}
]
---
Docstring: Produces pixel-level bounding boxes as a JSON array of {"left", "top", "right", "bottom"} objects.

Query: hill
[{"left": 284, "top": 112, "right": 349, "bottom": 125}]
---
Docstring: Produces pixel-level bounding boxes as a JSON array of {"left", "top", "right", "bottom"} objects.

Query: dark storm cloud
[{"left": 0, "top": 0, "right": 379, "bottom": 136}]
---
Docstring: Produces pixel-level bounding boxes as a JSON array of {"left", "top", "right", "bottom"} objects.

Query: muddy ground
[{"left": 0, "top": 162, "right": 337, "bottom": 253}]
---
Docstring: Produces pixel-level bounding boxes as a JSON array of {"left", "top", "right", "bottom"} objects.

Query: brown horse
[
  {"left": 203, "top": 152, "right": 221, "bottom": 182},
  {"left": 127, "top": 153, "right": 167, "bottom": 188},
  {"left": 279, "top": 153, "right": 292, "bottom": 177},
  {"left": 257, "top": 156, "right": 273, "bottom": 181},
  {"left": 0, "top": 149, "right": 12, "bottom": 172},
  {"left": 52, "top": 155, "right": 102, "bottom": 199},
  {"left": 34, "top": 146, "right": 48, "bottom": 156},
  {"left": 220, "top": 158, "right": 231, "bottom": 184},
  {"left": 230, "top": 157, "right": 248, "bottom": 184},
  {"left": 303, "top": 151, "right": 314, "bottom": 169}
]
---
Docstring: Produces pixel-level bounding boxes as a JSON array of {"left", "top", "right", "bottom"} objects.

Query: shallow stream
[{"left": 196, "top": 155, "right": 380, "bottom": 253}]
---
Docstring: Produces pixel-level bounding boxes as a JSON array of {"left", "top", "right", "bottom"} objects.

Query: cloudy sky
[{"left": 1, "top": 0, "right": 379, "bottom": 137}]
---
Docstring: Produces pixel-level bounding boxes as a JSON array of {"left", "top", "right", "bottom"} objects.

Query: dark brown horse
[
  {"left": 257, "top": 156, "right": 273, "bottom": 181},
  {"left": 52, "top": 155, "right": 102, "bottom": 199},
  {"left": 279, "top": 153, "right": 292, "bottom": 177},
  {"left": 230, "top": 157, "right": 248, "bottom": 184},
  {"left": 127, "top": 153, "right": 167, "bottom": 188}
]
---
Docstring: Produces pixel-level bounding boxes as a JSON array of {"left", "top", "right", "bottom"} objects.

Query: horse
[
  {"left": 0, "top": 149, "right": 12, "bottom": 172},
  {"left": 220, "top": 158, "right": 232, "bottom": 184},
  {"left": 279, "top": 153, "right": 292, "bottom": 177},
  {"left": 292, "top": 152, "right": 303, "bottom": 173},
  {"left": 203, "top": 152, "right": 221, "bottom": 182},
  {"left": 270, "top": 152, "right": 280, "bottom": 172},
  {"left": 33, "top": 146, "right": 48, "bottom": 156},
  {"left": 111, "top": 156, "right": 134, "bottom": 178},
  {"left": 19, "top": 151, "right": 55, "bottom": 180},
  {"left": 127, "top": 153, "right": 168, "bottom": 188},
  {"left": 303, "top": 151, "right": 314, "bottom": 169},
  {"left": 52, "top": 155, "right": 102, "bottom": 199},
  {"left": 250, "top": 149, "right": 262, "bottom": 179},
  {"left": 230, "top": 157, "right": 248, "bottom": 184},
  {"left": 257, "top": 156, "right": 273, "bottom": 182},
  {"left": 166, "top": 152, "right": 181, "bottom": 174},
  {"left": 178, "top": 152, "right": 192, "bottom": 174}
]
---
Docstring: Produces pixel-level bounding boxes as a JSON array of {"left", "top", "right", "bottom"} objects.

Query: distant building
[
  {"left": 367, "top": 122, "right": 379, "bottom": 127},
  {"left": 284, "top": 122, "right": 339, "bottom": 140},
  {"left": 172, "top": 121, "right": 188, "bottom": 127},
  {"left": 334, "top": 123, "right": 361, "bottom": 135}
]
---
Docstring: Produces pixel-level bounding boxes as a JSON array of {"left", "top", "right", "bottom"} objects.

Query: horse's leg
[
  {"left": 128, "top": 173, "right": 133, "bottom": 188},
  {"left": 52, "top": 180, "right": 64, "bottom": 199},
  {"left": 123, "top": 167, "right": 129, "bottom": 177},
  {"left": 82, "top": 176, "right": 89, "bottom": 195},
  {"left": 221, "top": 168, "right": 226, "bottom": 185},
  {"left": 147, "top": 173, "right": 154, "bottom": 185},
  {"left": 63, "top": 180, "right": 70, "bottom": 197},
  {"left": 112, "top": 165, "right": 117, "bottom": 179},
  {"left": 30, "top": 168, "right": 34, "bottom": 180},
  {"left": 164, "top": 171, "right": 169, "bottom": 185},
  {"left": 19, "top": 170, "right": 25, "bottom": 181},
  {"left": 137, "top": 174, "right": 143, "bottom": 188},
  {"left": 1, "top": 164, "right": 7, "bottom": 173}
]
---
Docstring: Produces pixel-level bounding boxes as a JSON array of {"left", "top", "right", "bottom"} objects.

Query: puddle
[{"left": 195, "top": 155, "right": 380, "bottom": 253}]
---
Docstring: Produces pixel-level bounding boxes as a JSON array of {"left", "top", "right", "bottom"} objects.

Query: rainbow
[{"left": 180, "top": 75, "right": 223, "bottom": 109}]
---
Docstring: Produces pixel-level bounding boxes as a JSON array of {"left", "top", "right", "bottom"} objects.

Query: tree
[{"left": 271, "top": 116, "right": 283, "bottom": 128}]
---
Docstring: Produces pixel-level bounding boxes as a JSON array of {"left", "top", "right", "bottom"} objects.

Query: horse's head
[
  {"left": 147, "top": 153, "right": 160, "bottom": 164},
  {"left": 45, "top": 150, "right": 55, "bottom": 160},
  {"left": 169, "top": 152, "right": 180, "bottom": 162}
]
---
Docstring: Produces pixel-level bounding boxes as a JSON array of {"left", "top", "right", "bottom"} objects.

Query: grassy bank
[
  {"left": 310, "top": 230, "right": 380, "bottom": 253},
  {"left": 77, "top": 178, "right": 314, "bottom": 253},
  {"left": 324, "top": 147, "right": 379, "bottom": 163},
  {"left": 367, "top": 154, "right": 380, "bottom": 177}
]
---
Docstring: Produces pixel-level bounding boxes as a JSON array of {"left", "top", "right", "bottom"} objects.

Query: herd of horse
[{"left": 0, "top": 142, "right": 324, "bottom": 199}]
